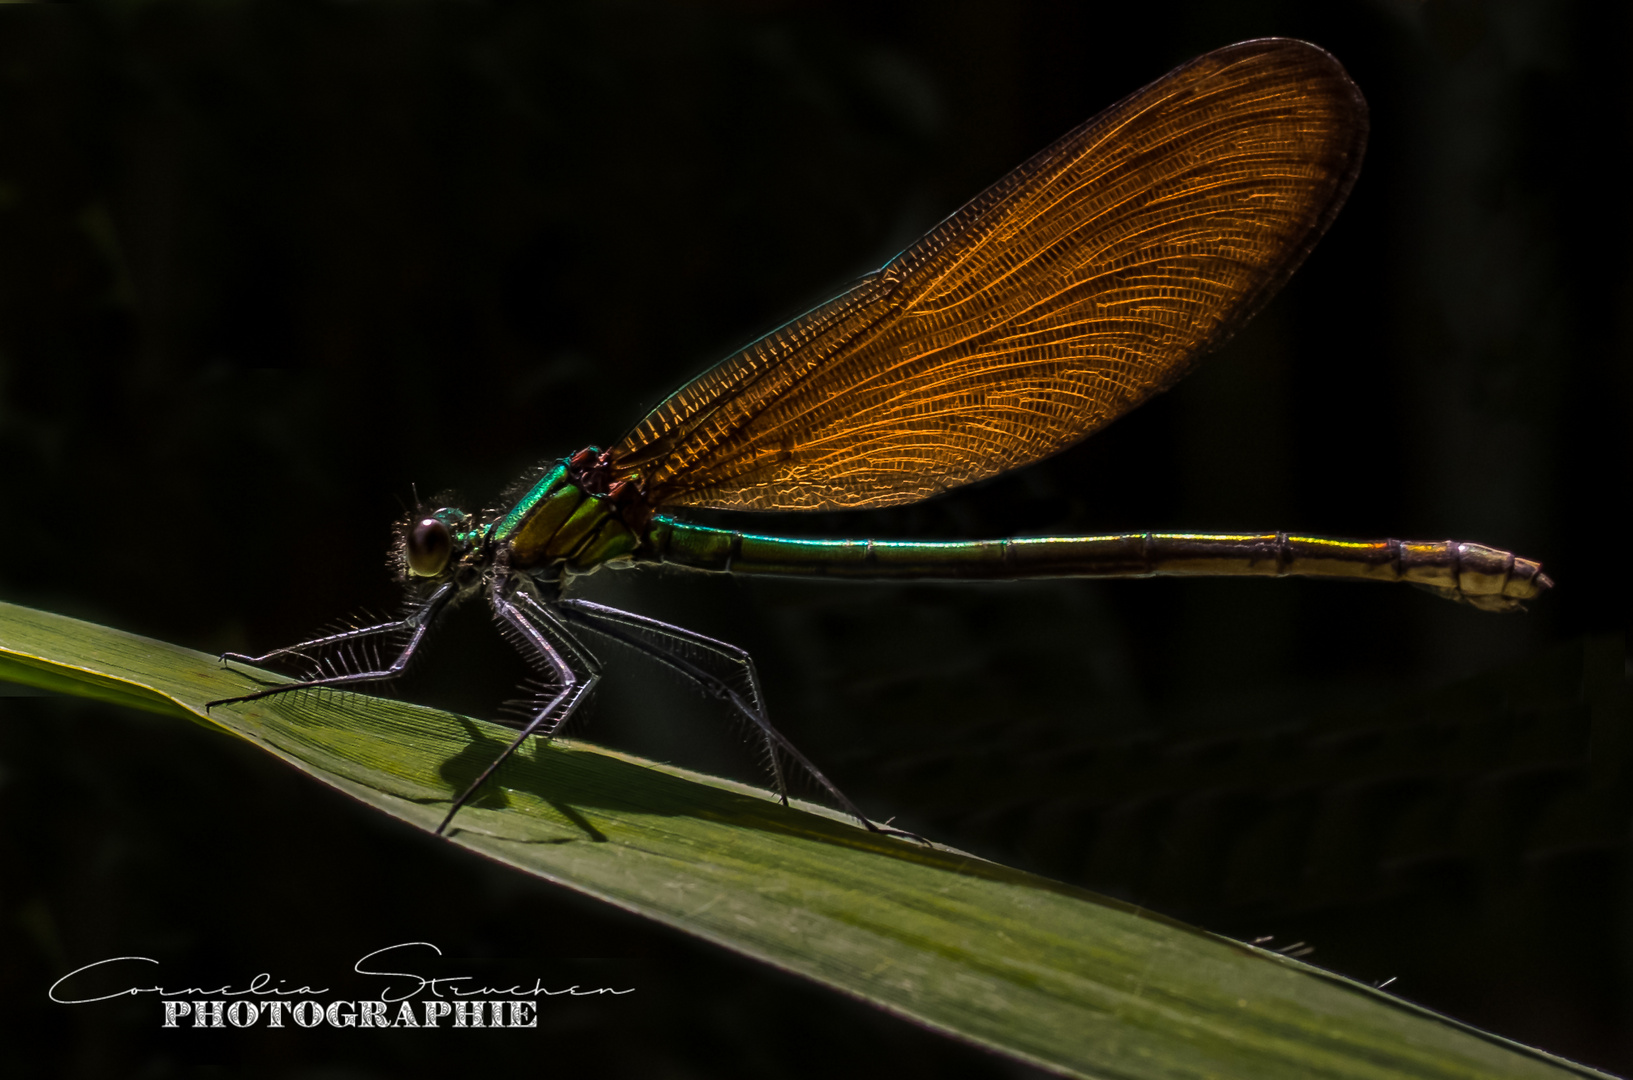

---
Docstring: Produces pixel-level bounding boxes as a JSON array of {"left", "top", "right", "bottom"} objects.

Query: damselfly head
[{"left": 395, "top": 505, "right": 480, "bottom": 582}]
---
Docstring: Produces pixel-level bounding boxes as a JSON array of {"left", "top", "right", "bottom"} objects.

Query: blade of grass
[{"left": 0, "top": 598, "right": 1611, "bottom": 1080}]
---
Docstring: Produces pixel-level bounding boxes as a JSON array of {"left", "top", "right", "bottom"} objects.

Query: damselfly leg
[
  {"left": 557, "top": 598, "right": 920, "bottom": 842},
  {"left": 434, "top": 582, "right": 602, "bottom": 834},
  {"left": 208, "top": 583, "right": 458, "bottom": 707}
]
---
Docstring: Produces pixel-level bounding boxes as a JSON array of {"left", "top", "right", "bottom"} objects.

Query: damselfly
[{"left": 209, "top": 39, "right": 1550, "bottom": 838}]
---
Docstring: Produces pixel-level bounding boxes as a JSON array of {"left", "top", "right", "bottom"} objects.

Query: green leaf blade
[{"left": 0, "top": 599, "right": 1609, "bottom": 1080}]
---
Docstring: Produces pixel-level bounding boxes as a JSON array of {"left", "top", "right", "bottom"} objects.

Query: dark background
[{"left": 0, "top": 2, "right": 1625, "bottom": 1077}]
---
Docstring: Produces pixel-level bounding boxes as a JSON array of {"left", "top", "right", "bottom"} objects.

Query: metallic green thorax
[{"left": 493, "top": 461, "right": 639, "bottom": 574}]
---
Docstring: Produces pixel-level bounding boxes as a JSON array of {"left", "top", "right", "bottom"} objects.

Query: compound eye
[{"left": 406, "top": 517, "right": 454, "bottom": 577}]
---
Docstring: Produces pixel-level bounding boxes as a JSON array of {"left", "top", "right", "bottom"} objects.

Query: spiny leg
[
  {"left": 556, "top": 598, "right": 786, "bottom": 799},
  {"left": 436, "top": 584, "right": 601, "bottom": 835},
  {"left": 557, "top": 598, "right": 919, "bottom": 842},
  {"left": 207, "top": 583, "right": 457, "bottom": 709},
  {"left": 222, "top": 616, "right": 403, "bottom": 676}
]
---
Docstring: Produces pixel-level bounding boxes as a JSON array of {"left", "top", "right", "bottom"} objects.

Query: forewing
[{"left": 612, "top": 39, "right": 1368, "bottom": 511}]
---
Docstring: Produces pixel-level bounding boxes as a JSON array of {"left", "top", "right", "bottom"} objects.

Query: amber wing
[{"left": 611, "top": 38, "right": 1368, "bottom": 511}]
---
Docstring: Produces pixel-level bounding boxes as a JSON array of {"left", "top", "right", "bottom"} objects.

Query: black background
[{"left": 0, "top": 2, "right": 1625, "bottom": 1077}]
